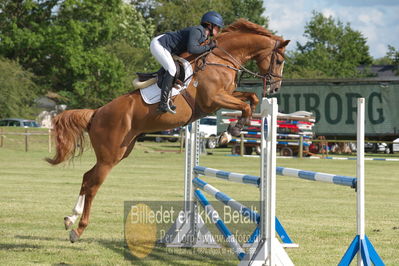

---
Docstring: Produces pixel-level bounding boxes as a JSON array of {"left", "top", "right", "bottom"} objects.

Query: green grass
[{"left": 0, "top": 138, "right": 398, "bottom": 265}]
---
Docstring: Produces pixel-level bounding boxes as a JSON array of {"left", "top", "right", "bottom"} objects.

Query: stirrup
[{"left": 166, "top": 99, "right": 176, "bottom": 114}]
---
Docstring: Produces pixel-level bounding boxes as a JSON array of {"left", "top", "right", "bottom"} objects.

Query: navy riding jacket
[{"left": 158, "top": 25, "right": 212, "bottom": 55}]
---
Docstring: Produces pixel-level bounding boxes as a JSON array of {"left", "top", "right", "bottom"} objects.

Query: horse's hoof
[
  {"left": 227, "top": 124, "right": 241, "bottom": 137},
  {"left": 64, "top": 217, "right": 73, "bottom": 230},
  {"left": 218, "top": 132, "right": 232, "bottom": 145},
  {"left": 69, "top": 229, "right": 80, "bottom": 243},
  {"left": 228, "top": 126, "right": 242, "bottom": 137}
]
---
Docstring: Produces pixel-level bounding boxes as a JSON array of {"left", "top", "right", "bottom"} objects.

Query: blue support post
[
  {"left": 246, "top": 217, "right": 294, "bottom": 246},
  {"left": 339, "top": 235, "right": 384, "bottom": 266}
]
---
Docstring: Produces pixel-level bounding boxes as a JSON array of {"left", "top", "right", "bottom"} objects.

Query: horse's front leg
[
  {"left": 212, "top": 93, "right": 252, "bottom": 137},
  {"left": 231, "top": 91, "right": 260, "bottom": 118}
]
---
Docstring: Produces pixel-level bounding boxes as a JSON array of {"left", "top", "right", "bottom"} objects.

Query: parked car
[
  {"left": 158, "top": 127, "right": 181, "bottom": 142},
  {"left": 364, "top": 142, "right": 390, "bottom": 154},
  {"left": 199, "top": 116, "right": 218, "bottom": 149},
  {"left": 0, "top": 118, "right": 40, "bottom": 128},
  {"left": 137, "top": 127, "right": 182, "bottom": 142},
  {"left": 393, "top": 138, "right": 399, "bottom": 153}
]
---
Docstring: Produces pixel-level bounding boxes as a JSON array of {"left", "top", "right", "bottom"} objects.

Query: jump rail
[
  {"left": 193, "top": 177, "right": 259, "bottom": 223},
  {"left": 193, "top": 166, "right": 260, "bottom": 186},
  {"left": 193, "top": 176, "right": 296, "bottom": 247},
  {"left": 221, "top": 111, "right": 315, "bottom": 122},
  {"left": 194, "top": 189, "right": 247, "bottom": 260},
  {"left": 309, "top": 156, "right": 399, "bottom": 162},
  {"left": 194, "top": 165, "right": 357, "bottom": 188}
]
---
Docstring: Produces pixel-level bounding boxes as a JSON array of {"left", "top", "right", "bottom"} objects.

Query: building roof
[{"left": 358, "top": 64, "right": 398, "bottom": 77}]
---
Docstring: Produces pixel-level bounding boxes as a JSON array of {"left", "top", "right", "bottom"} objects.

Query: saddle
[
  {"left": 135, "top": 56, "right": 207, "bottom": 124},
  {"left": 133, "top": 57, "right": 186, "bottom": 89}
]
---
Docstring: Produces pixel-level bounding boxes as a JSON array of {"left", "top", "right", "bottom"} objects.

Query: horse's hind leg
[
  {"left": 64, "top": 166, "right": 95, "bottom": 230},
  {"left": 69, "top": 162, "right": 114, "bottom": 242},
  {"left": 66, "top": 137, "right": 137, "bottom": 231},
  {"left": 64, "top": 194, "right": 85, "bottom": 230},
  {"left": 66, "top": 138, "right": 137, "bottom": 242}
]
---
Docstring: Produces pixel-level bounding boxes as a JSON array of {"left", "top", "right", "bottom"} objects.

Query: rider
[{"left": 150, "top": 11, "right": 224, "bottom": 113}]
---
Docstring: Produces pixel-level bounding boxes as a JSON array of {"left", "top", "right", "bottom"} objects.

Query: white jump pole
[
  {"left": 357, "top": 98, "right": 365, "bottom": 266},
  {"left": 160, "top": 121, "right": 219, "bottom": 248},
  {"left": 265, "top": 97, "right": 278, "bottom": 265},
  {"left": 240, "top": 97, "right": 293, "bottom": 266},
  {"left": 339, "top": 98, "right": 384, "bottom": 266}
]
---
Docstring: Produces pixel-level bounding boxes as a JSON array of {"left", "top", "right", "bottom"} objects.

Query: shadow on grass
[
  {"left": 0, "top": 243, "right": 41, "bottom": 251},
  {"left": 92, "top": 237, "right": 234, "bottom": 266},
  {"left": 15, "top": 235, "right": 67, "bottom": 242},
  {"left": 12, "top": 235, "right": 235, "bottom": 265},
  {"left": 14, "top": 235, "right": 82, "bottom": 250}
]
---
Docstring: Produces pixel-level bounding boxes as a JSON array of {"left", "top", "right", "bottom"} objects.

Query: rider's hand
[{"left": 209, "top": 40, "right": 217, "bottom": 49}]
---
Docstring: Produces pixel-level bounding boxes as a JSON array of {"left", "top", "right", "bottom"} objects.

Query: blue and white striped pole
[
  {"left": 194, "top": 165, "right": 356, "bottom": 188},
  {"left": 307, "top": 156, "right": 399, "bottom": 162},
  {"left": 240, "top": 131, "right": 312, "bottom": 139},
  {"left": 193, "top": 166, "right": 260, "bottom": 186},
  {"left": 194, "top": 189, "right": 246, "bottom": 260},
  {"left": 193, "top": 177, "right": 259, "bottom": 223},
  {"left": 193, "top": 176, "right": 296, "bottom": 246},
  {"left": 231, "top": 138, "right": 261, "bottom": 144},
  {"left": 230, "top": 139, "right": 311, "bottom": 146},
  {"left": 276, "top": 166, "right": 357, "bottom": 188}
]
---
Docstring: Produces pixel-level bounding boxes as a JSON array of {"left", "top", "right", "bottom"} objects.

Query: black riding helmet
[{"left": 201, "top": 11, "right": 224, "bottom": 28}]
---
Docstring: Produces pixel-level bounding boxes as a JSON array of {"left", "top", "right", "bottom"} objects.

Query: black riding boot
[{"left": 157, "top": 72, "right": 176, "bottom": 113}]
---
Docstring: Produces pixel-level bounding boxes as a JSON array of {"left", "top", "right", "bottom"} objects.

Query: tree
[
  {"left": 0, "top": 0, "right": 154, "bottom": 109},
  {"left": 373, "top": 45, "right": 399, "bottom": 72},
  {"left": 39, "top": 0, "right": 130, "bottom": 108},
  {"left": 386, "top": 45, "right": 399, "bottom": 73},
  {"left": 43, "top": 0, "right": 156, "bottom": 108},
  {"left": 223, "top": 0, "right": 268, "bottom": 27},
  {"left": 147, "top": 0, "right": 231, "bottom": 34},
  {"left": 132, "top": 0, "right": 268, "bottom": 34},
  {"left": 0, "top": 57, "right": 37, "bottom": 119},
  {"left": 285, "top": 11, "right": 372, "bottom": 79},
  {"left": 106, "top": 2, "right": 157, "bottom": 88},
  {"left": 0, "top": 0, "right": 58, "bottom": 94}
]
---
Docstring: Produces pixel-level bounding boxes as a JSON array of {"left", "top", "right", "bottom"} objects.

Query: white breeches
[{"left": 150, "top": 35, "right": 177, "bottom": 76}]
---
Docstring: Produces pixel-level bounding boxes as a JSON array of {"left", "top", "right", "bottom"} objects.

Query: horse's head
[
  {"left": 218, "top": 19, "right": 290, "bottom": 95},
  {"left": 255, "top": 39, "right": 290, "bottom": 94}
]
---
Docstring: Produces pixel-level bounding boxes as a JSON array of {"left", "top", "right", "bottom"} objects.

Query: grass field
[{"left": 0, "top": 132, "right": 398, "bottom": 265}]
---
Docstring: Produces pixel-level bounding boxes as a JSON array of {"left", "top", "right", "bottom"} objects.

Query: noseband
[
  {"left": 263, "top": 40, "right": 283, "bottom": 96},
  {"left": 199, "top": 39, "right": 284, "bottom": 96}
]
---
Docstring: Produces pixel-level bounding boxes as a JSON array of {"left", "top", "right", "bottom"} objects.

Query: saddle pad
[{"left": 139, "top": 57, "right": 193, "bottom": 105}]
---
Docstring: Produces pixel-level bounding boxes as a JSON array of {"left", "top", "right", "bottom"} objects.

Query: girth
[{"left": 180, "top": 90, "right": 208, "bottom": 125}]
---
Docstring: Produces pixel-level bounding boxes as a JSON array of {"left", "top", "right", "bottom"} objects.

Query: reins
[
  {"left": 183, "top": 39, "right": 283, "bottom": 96},
  {"left": 193, "top": 39, "right": 283, "bottom": 96}
]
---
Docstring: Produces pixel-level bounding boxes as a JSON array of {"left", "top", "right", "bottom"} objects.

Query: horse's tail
[{"left": 46, "top": 109, "right": 96, "bottom": 165}]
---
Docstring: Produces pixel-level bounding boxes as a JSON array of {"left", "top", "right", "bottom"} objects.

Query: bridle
[
  {"left": 196, "top": 39, "right": 284, "bottom": 96},
  {"left": 263, "top": 40, "right": 284, "bottom": 95}
]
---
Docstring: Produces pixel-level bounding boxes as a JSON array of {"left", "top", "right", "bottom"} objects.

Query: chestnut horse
[{"left": 47, "top": 19, "right": 289, "bottom": 242}]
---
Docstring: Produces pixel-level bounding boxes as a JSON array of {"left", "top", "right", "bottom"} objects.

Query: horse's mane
[{"left": 219, "top": 18, "right": 282, "bottom": 41}]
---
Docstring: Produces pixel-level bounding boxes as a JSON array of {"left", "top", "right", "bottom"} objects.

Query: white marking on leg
[
  {"left": 67, "top": 195, "right": 85, "bottom": 224},
  {"left": 218, "top": 132, "right": 232, "bottom": 145}
]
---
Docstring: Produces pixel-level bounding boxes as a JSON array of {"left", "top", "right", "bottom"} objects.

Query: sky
[{"left": 263, "top": 0, "right": 399, "bottom": 59}]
